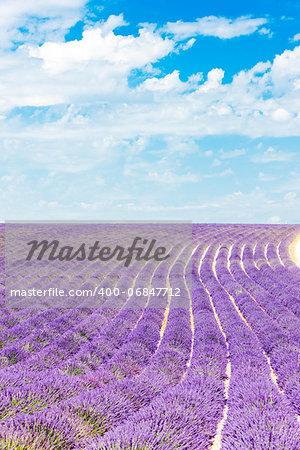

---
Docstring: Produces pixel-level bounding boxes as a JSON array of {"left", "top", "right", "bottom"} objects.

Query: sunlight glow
[{"left": 290, "top": 237, "right": 300, "bottom": 267}]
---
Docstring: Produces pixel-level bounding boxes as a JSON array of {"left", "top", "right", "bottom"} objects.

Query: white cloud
[
  {"left": 219, "top": 149, "right": 246, "bottom": 159},
  {"left": 269, "top": 215, "right": 281, "bottom": 224},
  {"left": 258, "top": 172, "right": 277, "bottom": 181},
  {"left": 0, "top": 19, "right": 177, "bottom": 111},
  {"left": 258, "top": 27, "right": 273, "bottom": 38},
  {"left": 284, "top": 191, "right": 297, "bottom": 200},
  {"left": 162, "top": 136, "right": 200, "bottom": 155},
  {"left": 0, "top": 11, "right": 300, "bottom": 224},
  {"left": 271, "top": 108, "right": 293, "bottom": 121},
  {"left": 252, "top": 147, "right": 294, "bottom": 163},
  {"left": 27, "top": 16, "right": 174, "bottom": 75},
  {"left": 148, "top": 171, "right": 199, "bottom": 184},
  {"left": 272, "top": 170, "right": 300, "bottom": 194},
  {"left": 124, "top": 158, "right": 199, "bottom": 185},
  {"left": 108, "top": 188, "right": 299, "bottom": 223},
  {"left": 212, "top": 158, "right": 222, "bottom": 167},
  {"left": 139, "top": 71, "right": 185, "bottom": 93},
  {"left": 0, "top": 13, "right": 298, "bottom": 140},
  {"left": 196, "top": 68, "right": 224, "bottom": 92},
  {"left": 270, "top": 46, "right": 300, "bottom": 93},
  {"left": 0, "top": 0, "right": 87, "bottom": 47},
  {"left": 176, "top": 38, "right": 196, "bottom": 51},
  {"left": 116, "top": 202, "right": 218, "bottom": 212},
  {"left": 138, "top": 70, "right": 202, "bottom": 93},
  {"left": 291, "top": 33, "right": 300, "bottom": 42},
  {"left": 204, "top": 168, "right": 233, "bottom": 178},
  {"left": 164, "top": 16, "right": 268, "bottom": 40}
]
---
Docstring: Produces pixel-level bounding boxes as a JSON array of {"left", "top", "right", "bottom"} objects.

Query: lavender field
[{"left": 0, "top": 224, "right": 300, "bottom": 449}]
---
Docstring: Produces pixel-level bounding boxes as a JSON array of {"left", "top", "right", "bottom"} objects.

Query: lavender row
[
  {"left": 91, "top": 245, "right": 229, "bottom": 449},
  {"left": 0, "top": 240, "right": 190, "bottom": 424},
  {"left": 250, "top": 235, "right": 300, "bottom": 310},
  {"left": 0, "top": 245, "right": 195, "bottom": 448},
  {"left": 231, "top": 240, "right": 300, "bottom": 330},
  {"left": 216, "top": 242, "right": 300, "bottom": 414},
  {"left": 200, "top": 243, "right": 300, "bottom": 449}
]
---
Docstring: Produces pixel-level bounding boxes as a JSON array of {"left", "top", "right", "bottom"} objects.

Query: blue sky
[{"left": 0, "top": 0, "right": 299, "bottom": 222}]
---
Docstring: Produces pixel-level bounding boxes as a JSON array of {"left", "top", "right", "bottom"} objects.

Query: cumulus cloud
[
  {"left": 138, "top": 70, "right": 202, "bottom": 93},
  {"left": 1, "top": 43, "right": 300, "bottom": 137},
  {"left": 0, "top": 18, "right": 177, "bottom": 111},
  {"left": 196, "top": 68, "right": 224, "bottom": 92},
  {"left": 0, "top": 12, "right": 298, "bottom": 140},
  {"left": 163, "top": 16, "right": 268, "bottom": 40},
  {"left": 270, "top": 46, "right": 300, "bottom": 93},
  {"left": 28, "top": 15, "right": 174, "bottom": 74},
  {"left": 0, "top": 6, "right": 300, "bottom": 221},
  {"left": 0, "top": 0, "right": 87, "bottom": 46},
  {"left": 271, "top": 108, "right": 292, "bottom": 121},
  {"left": 138, "top": 70, "right": 186, "bottom": 93},
  {"left": 0, "top": 10, "right": 300, "bottom": 221}
]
